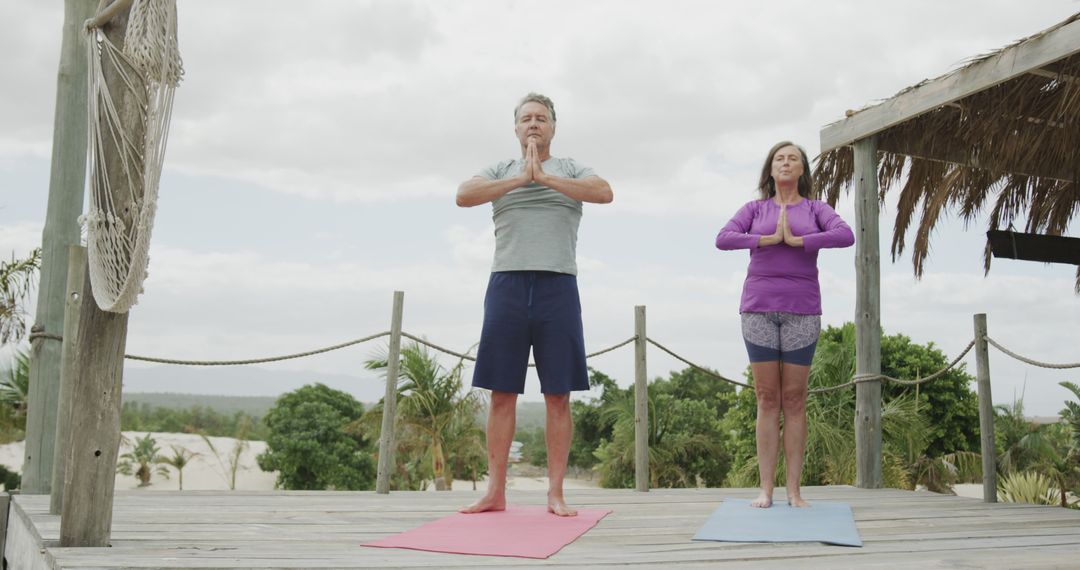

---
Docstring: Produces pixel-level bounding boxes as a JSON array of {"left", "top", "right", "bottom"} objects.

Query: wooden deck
[{"left": 6, "top": 486, "right": 1080, "bottom": 568}]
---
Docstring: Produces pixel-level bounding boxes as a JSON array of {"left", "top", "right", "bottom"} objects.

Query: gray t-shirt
[{"left": 479, "top": 157, "right": 596, "bottom": 275}]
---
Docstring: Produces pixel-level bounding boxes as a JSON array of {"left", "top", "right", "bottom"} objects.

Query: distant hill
[
  {"left": 122, "top": 364, "right": 386, "bottom": 402},
  {"left": 123, "top": 392, "right": 550, "bottom": 433},
  {"left": 122, "top": 393, "right": 280, "bottom": 418}
]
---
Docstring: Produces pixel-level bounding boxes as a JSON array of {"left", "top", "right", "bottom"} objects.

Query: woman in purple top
[{"left": 715, "top": 141, "right": 854, "bottom": 508}]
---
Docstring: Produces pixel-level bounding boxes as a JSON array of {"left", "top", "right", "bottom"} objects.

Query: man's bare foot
[
  {"left": 787, "top": 495, "right": 810, "bottom": 508},
  {"left": 547, "top": 494, "right": 578, "bottom": 517},
  {"left": 750, "top": 490, "right": 773, "bottom": 508},
  {"left": 460, "top": 492, "right": 506, "bottom": 514}
]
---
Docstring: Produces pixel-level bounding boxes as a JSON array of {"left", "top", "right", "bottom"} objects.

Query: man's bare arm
[
  {"left": 456, "top": 175, "right": 528, "bottom": 208},
  {"left": 536, "top": 173, "right": 613, "bottom": 204}
]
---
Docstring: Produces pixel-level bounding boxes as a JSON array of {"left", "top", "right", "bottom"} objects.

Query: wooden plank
[
  {"left": 13, "top": 487, "right": 1080, "bottom": 568},
  {"left": 820, "top": 15, "right": 1080, "bottom": 152},
  {"left": 853, "top": 138, "right": 883, "bottom": 488}
]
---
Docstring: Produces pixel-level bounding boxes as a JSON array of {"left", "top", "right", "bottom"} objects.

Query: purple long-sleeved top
[{"left": 715, "top": 198, "right": 854, "bottom": 315}]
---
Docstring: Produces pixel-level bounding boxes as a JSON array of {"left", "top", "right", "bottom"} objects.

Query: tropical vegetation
[
  {"left": 349, "top": 342, "right": 487, "bottom": 491},
  {"left": 256, "top": 383, "right": 376, "bottom": 490}
]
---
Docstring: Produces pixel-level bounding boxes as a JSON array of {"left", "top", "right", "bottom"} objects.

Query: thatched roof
[{"left": 814, "top": 12, "right": 1080, "bottom": 290}]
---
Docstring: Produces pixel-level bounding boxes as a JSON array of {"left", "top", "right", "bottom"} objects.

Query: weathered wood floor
[{"left": 8, "top": 486, "right": 1080, "bottom": 569}]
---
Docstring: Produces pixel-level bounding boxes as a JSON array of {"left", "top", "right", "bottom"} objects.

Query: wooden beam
[
  {"left": 853, "top": 137, "right": 883, "bottom": 489},
  {"left": 1028, "top": 67, "right": 1080, "bottom": 84},
  {"left": 987, "top": 230, "right": 1080, "bottom": 264},
  {"left": 821, "top": 15, "right": 1080, "bottom": 152},
  {"left": 877, "top": 137, "right": 1080, "bottom": 184}
]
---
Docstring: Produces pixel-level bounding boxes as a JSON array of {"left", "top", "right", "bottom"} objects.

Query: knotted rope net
[{"left": 82, "top": 0, "right": 182, "bottom": 312}]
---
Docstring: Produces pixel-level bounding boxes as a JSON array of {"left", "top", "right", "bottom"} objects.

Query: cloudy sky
[{"left": 2, "top": 1, "right": 1079, "bottom": 416}]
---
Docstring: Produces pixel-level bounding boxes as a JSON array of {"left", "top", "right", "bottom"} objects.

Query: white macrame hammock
[{"left": 82, "top": 0, "right": 182, "bottom": 313}]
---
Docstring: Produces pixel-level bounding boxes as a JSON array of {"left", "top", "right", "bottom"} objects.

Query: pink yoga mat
[{"left": 364, "top": 505, "right": 612, "bottom": 559}]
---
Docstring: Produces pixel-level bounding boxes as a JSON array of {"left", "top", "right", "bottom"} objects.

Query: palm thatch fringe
[{"left": 814, "top": 13, "right": 1080, "bottom": 292}]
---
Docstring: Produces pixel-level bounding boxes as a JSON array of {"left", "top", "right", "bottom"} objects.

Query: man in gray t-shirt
[{"left": 456, "top": 93, "right": 612, "bottom": 517}]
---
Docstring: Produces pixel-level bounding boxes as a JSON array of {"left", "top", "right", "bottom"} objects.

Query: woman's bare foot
[
  {"left": 787, "top": 494, "right": 810, "bottom": 508},
  {"left": 460, "top": 492, "right": 506, "bottom": 514},
  {"left": 750, "top": 490, "right": 773, "bottom": 508},
  {"left": 547, "top": 493, "right": 578, "bottom": 517}
]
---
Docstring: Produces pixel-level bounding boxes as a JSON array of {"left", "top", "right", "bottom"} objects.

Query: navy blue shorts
[{"left": 471, "top": 271, "right": 589, "bottom": 394}]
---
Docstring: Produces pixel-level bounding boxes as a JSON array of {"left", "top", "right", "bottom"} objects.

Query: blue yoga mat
[{"left": 693, "top": 498, "right": 862, "bottom": 547}]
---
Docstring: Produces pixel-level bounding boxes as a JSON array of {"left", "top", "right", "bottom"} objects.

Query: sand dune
[{"left": 0, "top": 433, "right": 600, "bottom": 492}]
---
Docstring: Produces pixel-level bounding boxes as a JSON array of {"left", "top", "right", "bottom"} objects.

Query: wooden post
[
  {"left": 59, "top": 264, "right": 129, "bottom": 547},
  {"left": 853, "top": 137, "right": 883, "bottom": 489},
  {"left": 21, "top": 0, "right": 97, "bottom": 495},
  {"left": 376, "top": 291, "right": 405, "bottom": 494},
  {"left": 974, "top": 313, "right": 997, "bottom": 503},
  {"left": 60, "top": 2, "right": 139, "bottom": 546},
  {"left": 50, "top": 246, "right": 87, "bottom": 515},
  {"left": 634, "top": 305, "right": 649, "bottom": 492},
  {"left": 0, "top": 492, "right": 9, "bottom": 563}
]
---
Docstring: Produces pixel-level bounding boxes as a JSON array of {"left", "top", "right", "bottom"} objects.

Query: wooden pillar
[
  {"left": 59, "top": 264, "right": 129, "bottom": 547},
  {"left": 634, "top": 305, "right": 649, "bottom": 492},
  {"left": 974, "top": 313, "right": 997, "bottom": 503},
  {"left": 60, "top": 2, "right": 139, "bottom": 546},
  {"left": 22, "top": 0, "right": 97, "bottom": 495},
  {"left": 853, "top": 137, "right": 883, "bottom": 489},
  {"left": 376, "top": 291, "right": 405, "bottom": 494},
  {"left": 50, "top": 246, "right": 87, "bottom": 515}
]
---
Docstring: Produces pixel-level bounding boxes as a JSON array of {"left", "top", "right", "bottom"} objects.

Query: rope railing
[
  {"left": 118, "top": 331, "right": 637, "bottom": 368},
  {"left": 985, "top": 336, "right": 1080, "bottom": 369},
  {"left": 37, "top": 328, "right": 1065, "bottom": 391},
  {"left": 645, "top": 337, "right": 752, "bottom": 389},
  {"left": 646, "top": 336, "right": 980, "bottom": 395},
  {"left": 33, "top": 277, "right": 1079, "bottom": 505},
  {"left": 125, "top": 332, "right": 392, "bottom": 366}
]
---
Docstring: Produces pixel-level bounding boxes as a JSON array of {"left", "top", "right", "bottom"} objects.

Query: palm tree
[
  {"left": 117, "top": 433, "right": 169, "bottom": 487},
  {"left": 595, "top": 388, "right": 721, "bottom": 488},
  {"left": 158, "top": 446, "right": 199, "bottom": 490},
  {"left": 995, "top": 397, "right": 1056, "bottom": 475},
  {"left": 359, "top": 343, "right": 485, "bottom": 491},
  {"left": 1060, "top": 381, "right": 1080, "bottom": 454},
  {"left": 442, "top": 397, "right": 487, "bottom": 490},
  {"left": 0, "top": 248, "right": 41, "bottom": 345}
]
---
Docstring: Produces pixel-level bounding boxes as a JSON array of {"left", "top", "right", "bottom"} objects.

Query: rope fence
[
  {"left": 985, "top": 337, "right": 1080, "bottom": 369},
  {"left": 124, "top": 332, "right": 392, "bottom": 366},
  {"left": 30, "top": 284, "right": 1079, "bottom": 503},
  {"left": 29, "top": 326, "right": 1074, "bottom": 387}
]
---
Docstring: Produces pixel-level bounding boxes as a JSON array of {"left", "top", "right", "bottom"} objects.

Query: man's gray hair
[{"left": 514, "top": 92, "right": 556, "bottom": 123}]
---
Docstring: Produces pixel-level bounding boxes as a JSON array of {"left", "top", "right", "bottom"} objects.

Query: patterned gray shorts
[{"left": 740, "top": 312, "right": 821, "bottom": 365}]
